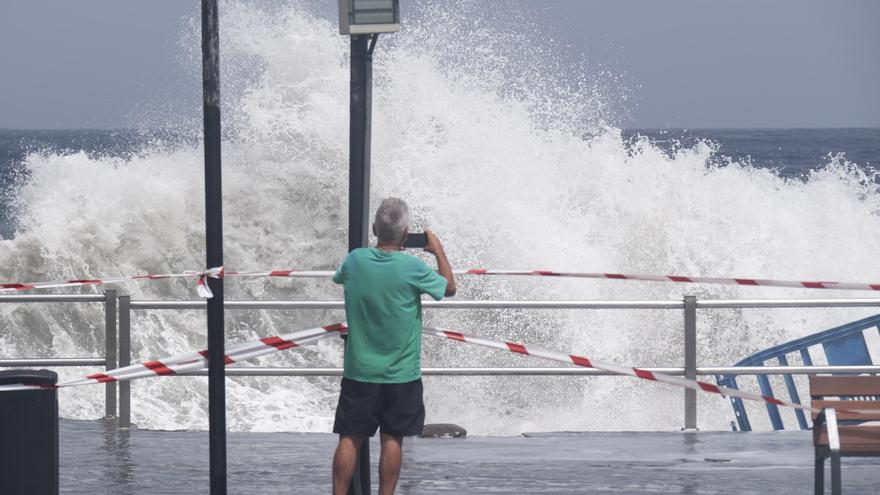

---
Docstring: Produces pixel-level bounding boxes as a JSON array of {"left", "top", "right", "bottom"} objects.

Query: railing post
[
  {"left": 104, "top": 290, "right": 117, "bottom": 419},
  {"left": 684, "top": 295, "right": 697, "bottom": 431},
  {"left": 119, "top": 295, "right": 131, "bottom": 428}
]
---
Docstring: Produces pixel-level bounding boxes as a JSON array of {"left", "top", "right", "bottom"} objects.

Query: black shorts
[{"left": 333, "top": 377, "right": 425, "bottom": 438}]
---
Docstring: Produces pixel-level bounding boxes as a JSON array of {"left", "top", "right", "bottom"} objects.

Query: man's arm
[
  {"left": 425, "top": 229, "right": 456, "bottom": 297},
  {"left": 332, "top": 256, "right": 348, "bottom": 285}
]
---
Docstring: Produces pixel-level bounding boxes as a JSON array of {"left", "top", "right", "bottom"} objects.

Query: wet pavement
[{"left": 61, "top": 419, "right": 879, "bottom": 494}]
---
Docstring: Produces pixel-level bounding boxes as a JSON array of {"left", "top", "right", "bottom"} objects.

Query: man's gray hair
[{"left": 374, "top": 197, "right": 410, "bottom": 244}]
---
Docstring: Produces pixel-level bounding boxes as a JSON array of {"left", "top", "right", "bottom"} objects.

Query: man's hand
[
  {"left": 424, "top": 229, "right": 443, "bottom": 256},
  {"left": 424, "top": 229, "right": 456, "bottom": 297}
]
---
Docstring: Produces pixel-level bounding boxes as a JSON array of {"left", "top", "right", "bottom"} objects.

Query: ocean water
[
  {"left": 2, "top": 1, "right": 880, "bottom": 436},
  {"left": 3, "top": 127, "right": 876, "bottom": 239}
]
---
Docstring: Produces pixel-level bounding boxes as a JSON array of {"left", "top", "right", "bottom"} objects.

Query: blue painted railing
[{"left": 716, "top": 313, "right": 880, "bottom": 431}]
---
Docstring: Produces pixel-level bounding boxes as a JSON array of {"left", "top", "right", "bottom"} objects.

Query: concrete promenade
[{"left": 61, "top": 420, "right": 879, "bottom": 494}]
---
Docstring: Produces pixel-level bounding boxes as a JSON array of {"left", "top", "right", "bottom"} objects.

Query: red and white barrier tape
[
  {"left": 0, "top": 267, "right": 224, "bottom": 297},
  {"left": 456, "top": 269, "right": 880, "bottom": 292},
  {"left": 5, "top": 265, "right": 880, "bottom": 297},
  {"left": 423, "top": 326, "right": 874, "bottom": 417},
  {"left": 228, "top": 268, "right": 880, "bottom": 292},
  {"left": 196, "top": 267, "right": 225, "bottom": 298},
  {"left": 0, "top": 322, "right": 346, "bottom": 392},
  {"left": 3, "top": 319, "right": 871, "bottom": 418}
]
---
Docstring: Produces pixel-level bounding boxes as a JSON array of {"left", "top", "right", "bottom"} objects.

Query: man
[{"left": 331, "top": 197, "right": 456, "bottom": 495}]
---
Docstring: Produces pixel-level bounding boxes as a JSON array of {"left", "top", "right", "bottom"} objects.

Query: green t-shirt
[{"left": 333, "top": 247, "right": 447, "bottom": 383}]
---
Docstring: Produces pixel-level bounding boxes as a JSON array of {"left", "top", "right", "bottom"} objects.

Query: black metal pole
[
  {"left": 201, "top": 0, "right": 226, "bottom": 493},
  {"left": 349, "top": 34, "right": 373, "bottom": 251},
  {"left": 347, "top": 33, "right": 374, "bottom": 495}
]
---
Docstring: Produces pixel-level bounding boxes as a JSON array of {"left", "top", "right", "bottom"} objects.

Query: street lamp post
[
  {"left": 341, "top": 0, "right": 399, "bottom": 250},
  {"left": 339, "top": 2, "right": 399, "bottom": 494}
]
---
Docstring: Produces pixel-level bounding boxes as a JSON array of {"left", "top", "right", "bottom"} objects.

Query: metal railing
[
  {"left": 4, "top": 293, "right": 880, "bottom": 429},
  {"left": 117, "top": 296, "right": 880, "bottom": 429},
  {"left": 0, "top": 291, "right": 118, "bottom": 418}
]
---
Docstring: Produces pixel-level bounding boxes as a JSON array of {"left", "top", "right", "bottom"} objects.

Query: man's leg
[
  {"left": 378, "top": 433, "right": 403, "bottom": 495},
  {"left": 377, "top": 379, "right": 424, "bottom": 495},
  {"left": 332, "top": 435, "right": 365, "bottom": 495}
]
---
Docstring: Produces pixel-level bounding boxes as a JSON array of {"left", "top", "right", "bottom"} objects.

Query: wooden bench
[{"left": 810, "top": 375, "right": 880, "bottom": 495}]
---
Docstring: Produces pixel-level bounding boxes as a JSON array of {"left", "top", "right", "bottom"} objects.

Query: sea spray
[{"left": 1, "top": 0, "right": 879, "bottom": 434}]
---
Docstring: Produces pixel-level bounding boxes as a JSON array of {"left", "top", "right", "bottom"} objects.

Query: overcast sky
[{"left": 0, "top": 0, "right": 877, "bottom": 129}]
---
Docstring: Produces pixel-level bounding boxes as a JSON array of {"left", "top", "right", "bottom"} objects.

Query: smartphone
[{"left": 404, "top": 232, "right": 428, "bottom": 249}]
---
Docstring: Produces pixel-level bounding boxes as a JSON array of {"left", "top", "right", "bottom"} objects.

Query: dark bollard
[{"left": 0, "top": 370, "right": 59, "bottom": 495}]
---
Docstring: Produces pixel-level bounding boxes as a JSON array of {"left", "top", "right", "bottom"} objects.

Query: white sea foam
[{"left": 1, "top": 1, "right": 879, "bottom": 434}]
